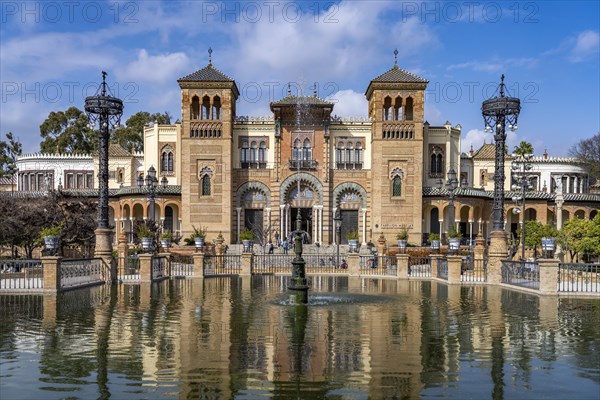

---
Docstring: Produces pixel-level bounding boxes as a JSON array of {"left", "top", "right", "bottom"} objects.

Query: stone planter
[
  {"left": 194, "top": 237, "right": 205, "bottom": 249},
  {"left": 430, "top": 240, "right": 440, "bottom": 250},
  {"left": 397, "top": 240, "right": 407, "bottom": 250},
  {"left": 242, "top": 240, "right": 253, "bottom": 253},
  {"left": 44, "top": 236, "right": 59, "bottom": 251},
  {"left": 160, "top": 238, "right": 171, "bottom": 249},
  {"left": 448, "top": 238, "right": 460, "bottom": 252},
  {"left": 140, "top": 237, "right": 152, "bottom": 251},
  {"left": 348, "top": 239, "right": 359, "bottom": 253}
]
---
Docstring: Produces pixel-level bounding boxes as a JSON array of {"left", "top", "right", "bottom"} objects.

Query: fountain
[{"left": 288, "top": 211, "right": 309, "bottom": 304}]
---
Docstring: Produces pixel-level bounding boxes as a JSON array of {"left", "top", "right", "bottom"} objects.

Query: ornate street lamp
[
  {"left": 511, "top": 153, "right": 534, "bottom": 260},
  {"left": 137, "top": 166, "right": 167, "bottom": 222},
  {"left": 85, "top": 72, "right": 123, "bottom": 260},
  {"left": 481, "top": 75, "right": 520, "bottom": 232},
  {"left": 334, "top": 209, "right": 342, "bottom": 268}
]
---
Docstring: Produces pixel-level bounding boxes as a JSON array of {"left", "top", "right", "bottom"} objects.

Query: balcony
[
  {"left": 336, "top": 162, "right": 363, "bottom": 170},
  {"left": 289, "top": 160, "right": 318, "bottom": 170},
  {"left": 240, "top": 161, "right": 268, "bottom": 170}
]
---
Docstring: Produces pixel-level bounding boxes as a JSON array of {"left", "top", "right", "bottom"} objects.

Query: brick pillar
[
  {"left": 193, "top": 253, "right": 205, "bottom": 278},
  {"left": 396, "top": 254, "right": 409, "bottom": 279},
  {"left": 117, "top": 233, "right": 128, "bottom": 281},
  {"left": 538, "top": 258, "right": 559, "bottom": 294},
  {"left": 241, "top": 252, "right": 253, "bottom": 276},
  {"left": 487, "top": 230, "right": 508, "bottom": 284},
  {"left": 447, "top": 255, "right": 462, "bottom": 284},
  {"left": 139, "top": 254, "right": 153, "bottom": 282},
  {"left": 42, "top": 256, "right": 62, "bottom": 292},
  {"left": 430, "top": 254, "right": 440, "bottom": 278},
  {"left": 473, "top": 236, "right": 485, "bottom": 276},
  {"left": 347, "top": 253, "right": 360, "bottom": 277}
]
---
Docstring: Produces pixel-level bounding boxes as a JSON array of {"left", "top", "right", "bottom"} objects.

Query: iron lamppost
[
  {"left": 481, "top": 75, "right": 520, "bottom": 232},
  {"left": 511, "top": 153, "right": 534, "bottom": 260},
  {"left": 85, "top": 72, "right": 123, "bottom": 260},
  {"left": 137, "top": 166, "right": 168, "bottom": 222}
]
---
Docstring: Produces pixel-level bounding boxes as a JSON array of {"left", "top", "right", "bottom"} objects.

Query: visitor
[
  {"left": 274, "top": 230, "right": 280, "bottom": 246},
  {"left": 340, "top": 259, "right": 348, "bottom": 269},
  {"left": 282, "top": 239, "right": 288, "bottom": 254},
  {"left": 268, "top": 240, "right": 274, "bottom": 254}
]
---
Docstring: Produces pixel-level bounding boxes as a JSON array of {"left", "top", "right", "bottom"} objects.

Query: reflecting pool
[{"left": 1, "top": 276, "right": 599, "bottom": 399}]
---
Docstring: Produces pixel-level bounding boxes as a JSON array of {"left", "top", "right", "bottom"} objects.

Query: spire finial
[
  {"left": 101, "top": 71, "right": 107, "bottom": 96},
  {"left": 394, "top": 49, "right": 398, "bottom": 66},
  {"left": 499, "top": 74, "right": 505, "bottom": 97},
  {"left": 313, "top": 82, "right": 317, "bottom": 97},
  {"left": 287, "top": 83, "right": 291, "bottom": 96},
  {"left": 208, "top": 47, "right": 212, "bottom": 65}
]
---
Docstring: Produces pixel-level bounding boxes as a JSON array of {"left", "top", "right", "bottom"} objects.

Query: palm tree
[{"left": 513, "top": 141, "right": 534, "bottom": 156}]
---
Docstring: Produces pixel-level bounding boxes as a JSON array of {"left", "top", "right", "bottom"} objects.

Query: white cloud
[
  {"left": 424, "top": 103, "right": 443, "bottom": 125},
  {"left": 115, "top": 49, "right": 191, "bottom": 83},
  {"left": 327, "top": 90, "right": 367, "bottom": 117},
  {"left": 569, "top": 30, "right": 600, "bottom": 62},
  {"left": 447, "top": 58, "right": 538, "bottom": 73},
  {"left": 461, "top": 128, "right": 493, "bottom": 153}
]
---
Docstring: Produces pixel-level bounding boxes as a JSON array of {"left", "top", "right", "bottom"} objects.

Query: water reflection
[{"left": 1, "top": 277, "right": 599, "bottom": 399}]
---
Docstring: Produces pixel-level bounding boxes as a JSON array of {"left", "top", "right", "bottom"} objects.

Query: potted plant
[
  {"left": 428, "top": 233, "right": 441, "bottom": 250},
  {"left": 240, "top": 228, "right": 255, "bottom": 252},
  {"left": 160, "top": 230, "right": 173, "bottom": 249},
  {"left": 191, "top": 225, "right": 207, "bottom": 249},
  {"left": 346, "top": 229, "right": 360, "bottom": 253},
  {"left": 396, "top": 227, "right": 410, "bottom": 251},
  {"left": 137, "top": 222, "right": 154, "bottom": 251},
  {"left": 40, "top": 223, "right": 62, "bottom": 252},
  {"left": 447, "top": 228, "right": 462, "bottom": 252}
]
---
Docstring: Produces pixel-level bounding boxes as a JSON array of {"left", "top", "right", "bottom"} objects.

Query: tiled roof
[
  {"left": 271, "top": 95, "right": 334, "bottom": 107},
  {"left": 371, "top": 65, "right": 428, "bottom": 83},
  {"left": 0, "top": 176, "right": 16, "bottom": 185},
  {"left": 423, "top": 187, "right": 600, "bottom": 202},
  {"left": 563, "top": 193, "right": 600, "bottom": 202},
  {"left": 178, "top": 64, "right": 234, "bottom": 82},
  {"left": 108, "top": 143, "right": 132, "bottom": 158}
]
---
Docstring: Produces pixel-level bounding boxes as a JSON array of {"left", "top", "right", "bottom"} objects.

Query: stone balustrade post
[
  {"left": 487, "top": 230, "right": 508, "bottom": 284},
  {"left": 158, "top": 253, "right": 171, "bottom": 278},
  {"left": 117, "top": 232, "right": 128, "bottom": 282},
  {"left": 396, "top": 254, "right": 409, "bottom": 279},
  {"left": 139, "top": 254, "right": 153, "bottom": 282},
  {"left": 538, "top": 258, "right": 559, "bottom": 294},
  {"left": 430, "top": 254, "right": 440, "bottom": 278},
  {"left": 42, "top": 256, "right": 62, "bottom": 292},
  {"left": 241, "top": 252, "right": 253, "bottom": 276},
  {"left": 193, "top": 253, "right": 205, "bottom": 278},
  {"left": 447, "top": 255, "right": 462, "bottom": 284},
  {"left": 347, "top": 253, "right": 360, "bottom": 277}
]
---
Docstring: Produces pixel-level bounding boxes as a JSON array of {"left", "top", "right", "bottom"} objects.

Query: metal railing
[
  {"left": 409, "top": 255, "right": 431, "bottom": 277},
  {"left": 0, "top": 259, "right": 43, "bottom": 290},
  {"left": 152, "top": 256, "right": 167, "bottom": 280},
  {"left": 437, "top": 258, "right": 448, "bottom": 280},
  {"left": 559, "top": 263, "right": 600, "bottom": 293},
  {"left": 501, "top": 260, "right": 539, "bottom": 290},
  {"left": 60, "top": 258, "right": 105, "bottom": 289},
  {"left": 171, "top": 255, "right": 194, "bottom": 277},
  {"left": 359, "top": 255, "right": 397, "bottom": 276},
  {"left": 204, "top": 255, "right": 241, "bottom": 276},
  {"left": 253, "top": 254, "right": 348, "bottom": 274},
  {"left": 461, "top": 258, "right": 487, "bottom": 282},
  {"left": 117, "top": 256, "right": 140, "bottom": 280}
]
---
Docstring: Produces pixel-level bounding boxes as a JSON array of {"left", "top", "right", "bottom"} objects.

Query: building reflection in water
[{"left": 0, "top": 277, "right": 599, "bottom": 399}]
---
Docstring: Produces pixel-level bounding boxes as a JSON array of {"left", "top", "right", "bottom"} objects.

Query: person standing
[
  {"left": 268, "top": 240, "right": 274, "bottom": 254},
  {"left": 274, "top": 230, "right": 280, "bottom": 246},
  {"left": 282, "top": 239, "right": 288, "bottom": 254}
]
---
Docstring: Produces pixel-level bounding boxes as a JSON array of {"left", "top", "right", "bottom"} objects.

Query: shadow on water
[{"left": 1, "top": 277, "right": 599, "bottom": 399}]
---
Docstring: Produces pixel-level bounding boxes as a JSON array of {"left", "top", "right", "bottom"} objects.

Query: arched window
[
  {"left": 241, "top": 141, "right": 248, "bottom": 162},
  {"left": 355, "top": 142, "right": 363, "bottom": 166},
  {"left": 191, "top": 96, "right": 200, "bottom": 119},
  {"left": 394, "top": 97, "right": 402, "bottom": 121},
  {"left": 201, "top": 175, "right": 211, "bottom": 195},
  {"left": 250, "top": 141, "right": 257, "bottom": 161},
  {"left": 202, "top": 95, "right": 211, "bottom": 119},
  {"left": 405, "top": 97, "right": 414, "bottom": 121},
  {"left": 293, "top": 139, "right": 301, "bottom": 160},
  {"left": 430, "top": 146, "right": 443, "bottom": 176},
  {"left": 212, "top": 95, "right": 221, "bottom": 120},
  {"left": 383, "top": 96, "right": 392, "bottom": 121},
  {"left": 258, "top": 142, "right": 266, "bottom": 162},
  {"left": 303, "top": 139, "right": 312, "bottom": 160},
  {"left": 392, "top": 176, "right": 402, "bottom": 196},
  {"left": 161, "top": 152, "right": 168, "bottom": 172},
  {"left": 346, "top": 142, "right": 354, "bottom": 163},
  {"left": 168, "top": 152, "right": 173, "bottom": 172},
  {"left": 480, "top": 170, "right": 487, "bottom": 186},
  {"left": 337, "top": 142, "right": 344, "bottom": 164}
]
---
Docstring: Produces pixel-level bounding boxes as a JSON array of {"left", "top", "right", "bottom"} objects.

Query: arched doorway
[
  {"left": 429, "top": 207, "right": 440, "bottom": 235},
  {"left": 333, "top": 182, "right": 368, "bottom": 245},
  {"left": 280, "top": 173, "right": 323, "bottom": 244},
  {"left": 236, "top": 182, "right": 271, "bottom": 244}
]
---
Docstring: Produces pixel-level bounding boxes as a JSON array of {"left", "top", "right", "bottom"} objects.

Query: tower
[
  {"left": 365, "top": 50, "right": 428, "bottom": 243},
  {"left": 178, "top": 49, "right": 239, "bottom": 241}
]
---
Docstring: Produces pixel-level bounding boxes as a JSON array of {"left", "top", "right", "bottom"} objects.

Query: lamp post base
[
  {"left": 95, "top": 227, "right": 116, "bottom": 282},
  {"left": 487, "top": 230, "right": 508, "bottom": 284}
]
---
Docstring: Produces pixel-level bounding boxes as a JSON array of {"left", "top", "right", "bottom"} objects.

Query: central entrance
[
  {"left": 340, "top": 210, "right": 358, "bottom": 244},
  {"left": 291, "top": 208, "right": 312, "bottom": 243}
]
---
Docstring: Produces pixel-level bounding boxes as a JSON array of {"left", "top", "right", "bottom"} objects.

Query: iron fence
[
  {"left": 0, "top": 259, "right": 43, "bottom": 290},
  {"left": 437, "top": 258, "right": 448, "bottom": 280},
  {"left": 359, "top": 255, "right": 397, "bottom": 276},
  {"left": 408, "top": 255, "right": 431, "bottom": 277},
  {"left": 117, "top": 256, "right": 140, "bottom": 281},
  {"left": 171, "top": 254, "right": 194, "bottom": 277},
  {"left": 60, "top": 258, "right": 105, "bottom": 289},
  {"left": 501, "top": 260, "right": 539, "bottom": 290},
  {"left": 204, "top": 255, "right": 241, "bottom": 276},
  {"left": 559, "top": 263, "right": 600, "bottom": 293},
  {"left": 462, "top": 258, "right": 487, "bottom": 282}
]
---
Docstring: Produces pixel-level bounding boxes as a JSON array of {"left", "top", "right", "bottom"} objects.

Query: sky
[{"left": 1, "top": 0, "right": 599, "bottom": 155}]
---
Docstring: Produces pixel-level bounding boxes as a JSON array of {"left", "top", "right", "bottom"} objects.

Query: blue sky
[{"left": 1, "top": 0, "right": 598, "bottom": 155}]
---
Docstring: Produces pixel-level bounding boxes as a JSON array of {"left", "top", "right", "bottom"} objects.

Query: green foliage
[
  {"left": 40, "top": 223, "right": 63, "bottom": 238},
  {"left": 447, "top": 227, "right": 463, "bottom": 238},
  {"left": 111, "top": 111, "right": 172, "bottom": 153},
  {"left": 517, "top": 221, "right": 559, "bottom": 250},
  {"left": 137, "top": 222, "right": 153, "bottom": 238},
  {"left": 513, "top": 141, "right": 534, "bottom": 156},
  {"left": 346, "top": 229, "right": 359, "bottom": 240},
  {"left": 0, "top": 132, "right": 22, "bottom": 178},
  {"left": 428, "top": 233, "right": 440, "bottom": 242},
  {"left": 39, "top": 107, "right": 97, "bottom": 154},
  {"left": 396, "top": 227, "right": 409, "bottom": 240},
  {"left": 190, "top": 225, "right": 207, "bottom": 238},
  {"left": 562, "top": 214, "right": 600, "bottom": 261},
  {"left": 161, "top": 230, "right": 173, "bottom": 240},
  {"left": 240, "top": 228, "right": 255, "bottom": 241}
]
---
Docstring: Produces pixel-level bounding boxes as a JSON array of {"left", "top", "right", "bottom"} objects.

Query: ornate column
[
  {"left": 332, "top": 207, "right": 338, "bottom": 245},
  {"left": 469, "top": 219, "right": 473, "bottom": 244},
  {"left": 236, "top": 207, "right": 242, "bottom": 244},
  {"left": 361, "top": 208, "right": 367, "bottom": 245},
  {"left": 319, "top": 205, "right": 324, "bottom": 244},
  {"left": 280, "top": 204, "right": 285, "bottom": 240},
  {"left": 265, "top": 207, "right": 271, "bottom": 239},
  {"left": 313, "top": 206, "right": 318, "bottom": 244}
]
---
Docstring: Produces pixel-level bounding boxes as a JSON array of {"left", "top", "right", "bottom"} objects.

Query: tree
[
  {"left": 513, "top": 141, "right": 534, "bottom": 156},
  {"left": 561, "top": 214, "right": 600, "bottom": 262},
  {"left": 111, "top": 111, "right": 172, "bottom": 153},
  {"left": 516, "top": 221, "right": 559, "bottom": 258},
  {"left": 0, "top": 132, "right": 22, "bottom": 178},
  {"left": 569, "top": 133, "right": 600, "bottom": 185},
  {"left": 39, "top": 107, "right": 97, "bottom": 154}
]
